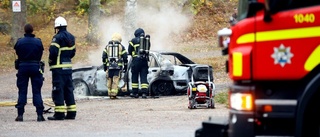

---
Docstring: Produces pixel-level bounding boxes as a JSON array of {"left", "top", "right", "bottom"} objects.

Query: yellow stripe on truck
[
  {"left": 237, "top": 33, "right": 255, "bottom": 44},
  {"left": 304, "top": 45, "right": 320, "bottom": 71},
  {"left": 233, "top": 52, "right": 243, "bottom": 76},
  {"left": 237, "top": 26, "right": 320, "bottom": 44}
]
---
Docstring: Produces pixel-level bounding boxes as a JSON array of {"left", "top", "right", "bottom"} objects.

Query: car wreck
[{"left": 72, "top": 51, "right": 214, "bottom": 97}]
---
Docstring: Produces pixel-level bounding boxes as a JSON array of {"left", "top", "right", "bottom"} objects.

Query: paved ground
[
  {"left": 0, "top": 96, "right": 229, "bottom": 137},
  {"left": 0, "top": 70, "right": 230, "bottom": 137}
]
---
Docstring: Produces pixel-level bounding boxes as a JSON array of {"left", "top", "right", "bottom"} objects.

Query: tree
[
  {"left": 124, "top": 0, "right": 137, "bottom": 40},
  {"left": 10, "top": 0, "right": 27, "bottom": 47},
  {"left": 87, "top": 0, "right": 100, "bottom": 45}
]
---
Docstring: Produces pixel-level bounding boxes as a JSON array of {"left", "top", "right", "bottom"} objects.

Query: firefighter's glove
[
  {"left": 103, "top": 65, "right": 108, "bottom": 71},
  {"left": 14, "top": 59, "right": 19, "bottom": 70},
  {"left": 48, "top": 59, "right": 53, "bottom": 66},
  {"left": 123, "top": 65, "right": 127, "bottom": 73}
]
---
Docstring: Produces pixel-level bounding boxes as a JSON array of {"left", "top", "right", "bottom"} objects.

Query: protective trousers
[
  {"left": 51, "top": 70, "right": 76, "bottom": 118},
  {"left": 131, "top": 58, "right": 149, "bottom": 95},
  {"left": 107, "top": 69, "right": 121, "bottom": 97},
  {"left": 15, "top": 63, "right": 44, "bottom": 116}
]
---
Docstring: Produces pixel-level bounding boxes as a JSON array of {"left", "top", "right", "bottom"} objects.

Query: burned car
[{"left": 72, "top": 51, "right": 213, "bottom": 96}]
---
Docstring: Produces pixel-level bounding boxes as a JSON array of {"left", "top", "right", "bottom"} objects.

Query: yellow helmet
[{"left": 111, "top": 32, "right": 122, "bottom": 42}]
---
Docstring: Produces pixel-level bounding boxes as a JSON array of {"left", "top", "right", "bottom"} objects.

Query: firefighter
[
  {"left": 14, "top": 24, "right": 45, "bottom": 122},
  {"left": 47, "top": 16, "right": 76, "bottom": 120},
  {"left": 128, "top": 28, "right": 151, "bottom": 99},
  {"left": 102, "top": 32, "right": 128, "bottom": 99}
]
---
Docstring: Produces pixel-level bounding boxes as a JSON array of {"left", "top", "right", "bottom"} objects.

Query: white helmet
[{"left": 54, "top": 16, "right": 67, "bottom": 28}]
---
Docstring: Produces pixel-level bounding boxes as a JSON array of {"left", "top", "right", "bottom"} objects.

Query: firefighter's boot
[
  {"left": 65, "top": 111, "right": 76, "bottom": 120},
  {"left": 142, "top": 93, "right": 147, "bottom": 99},
  {"left": 37, "top": 115, "right": 45, "bottom": 122},
  {"left": 36, "top": 108, "right": 45, "bottom": 121},
  {"left": 47, "top": 112, "right": 65, "bottom": 120},
  {"left": 15, "top": 115, "right": 23, "bottom": 122},
  {"left": 15, "top": 109, "right": 24, "bottom": 121},
  {"left": 130, "top": 92, "right": 139, "bottom": 98},
  {"left": 109, "top": 89, "right": 117, "bottom": 99},
  {"left": 141, "top": 89, "right": 148, "bottom": 99}
]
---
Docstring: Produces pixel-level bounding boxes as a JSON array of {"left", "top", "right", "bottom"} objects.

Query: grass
[{"left": 215, "top": 89, "right": 229, "bottom": 107}]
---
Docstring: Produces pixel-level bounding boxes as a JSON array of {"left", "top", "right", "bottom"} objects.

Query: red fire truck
[{"left": 196, "top": 0, "right": 320, "bottom": 137}]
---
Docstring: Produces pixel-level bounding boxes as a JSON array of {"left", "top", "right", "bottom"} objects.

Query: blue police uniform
[
  {"left": 48, "top": 27, "right": 76, "bottom": 120},
  {"left": 128, "top": 28, "right": 150, "bottom": 98},
  {"left": 14, "top": 33, "right": 45, "bottom": 120}
]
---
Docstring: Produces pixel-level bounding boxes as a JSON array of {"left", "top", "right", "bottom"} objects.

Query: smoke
[
  {"left": 135, "top": 1, "right": 191, "bottom": 51},
  {"left": 87, "top": 0, "right": 192, "bottom": 66},
  {"left": 87, "top": 16, "right": 125, "bottom": 66}
]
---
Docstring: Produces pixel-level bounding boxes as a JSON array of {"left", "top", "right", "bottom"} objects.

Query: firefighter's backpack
[
  {"left": 107, "top": 41, "right": 123, "bottom": 69},
  {"left": 138, "top": 34, "right": 151, "bottom": 58}
]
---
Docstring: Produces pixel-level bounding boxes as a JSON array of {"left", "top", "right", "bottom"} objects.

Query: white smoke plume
[
  {"left": 87, "top": 16, "right": 125, "bottom": 66},
  {"left": 87, "top": 0, "right": 192, "bottom": 66},
  {"left": 135, "top": 1, "right": 191, "bottom": 51}
]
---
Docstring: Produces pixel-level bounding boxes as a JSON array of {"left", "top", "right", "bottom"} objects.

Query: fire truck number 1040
[{"left": 294, "top": 13, "right": 315, "bottom": 23}]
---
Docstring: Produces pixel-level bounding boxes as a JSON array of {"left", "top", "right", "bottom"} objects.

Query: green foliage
[
  {"left": 0, "top": 0, "right": 10, "bottom": 8},
  {"left": 75, "top": 0, "right": 117, "bottom": 16},
  {"left": 215, "top": 91, "right": 228, "bottom": 106},
  {"left": 190, "top": 0, "right": 214, "bottom": 15},
  {"left": 26, "top": 0, "right": 58, "bottom": 26},
  {"left": 76, "top": 0, "right": 89, "bottom": 15}
]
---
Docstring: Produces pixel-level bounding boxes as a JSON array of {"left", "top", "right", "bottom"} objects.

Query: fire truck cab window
[{"left": 269, "top": 0, "right": 320, "bottom": 13}]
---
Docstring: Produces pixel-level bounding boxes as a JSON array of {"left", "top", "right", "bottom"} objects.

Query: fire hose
[{"left": 0, "top": 98, "right": 55, "bottom": 113}]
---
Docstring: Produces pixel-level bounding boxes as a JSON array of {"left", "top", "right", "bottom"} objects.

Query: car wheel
[
  {"left": 152, "top": 81, "right": 174, "bottom": 96},
  {"left": 188, "top": 98, "right": 196, "bottom": 109},
  {"left": 73, "top": 80, "right": 89, "bottom": 96}
]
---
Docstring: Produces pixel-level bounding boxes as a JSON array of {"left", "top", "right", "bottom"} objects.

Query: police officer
[
  {"left": 14, "top": 24, "right": 45, "bottom": 122},
  {"left": 128, "top": 28, "right": 150, "bottom": 99},
  {"left": 102, "top": 33, "right": 128, "bottom": 99},
  {"left": 48, "top": 16, "right": 76, "bottom": 120}
]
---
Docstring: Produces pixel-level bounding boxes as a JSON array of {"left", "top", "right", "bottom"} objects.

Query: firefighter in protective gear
[
  {"left": 14, "top": 24, "right": 45, "bottom": 122},
  {"left": 102, "top": 33, "right": 128, "bottom": 99},
  {"left": 128, "top": 28, "right": 151, "bottom": 99},
  {"left": 48, "top": 16, "right": 76, "bottom": 120}
]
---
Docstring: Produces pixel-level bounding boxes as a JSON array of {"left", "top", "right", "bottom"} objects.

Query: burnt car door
[
  {"left": 125, "top": 53, "right": 158, "bottom": 93},
  {"left": 94, "top": 65, "right": 108, "bottom": 95},
  {"left": 147, "top": 52, "right": 161, "bottom": 82}
]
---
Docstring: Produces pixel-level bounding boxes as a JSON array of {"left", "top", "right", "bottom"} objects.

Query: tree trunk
[
  {"left": 124, "top": 0, "right": 137, "bottom": 41},
  {"left": 10, "top": 0, "right": 27, "bottom": 47},
  {"left": 87, "top": 0, "right": 100, "bottom": 45}
]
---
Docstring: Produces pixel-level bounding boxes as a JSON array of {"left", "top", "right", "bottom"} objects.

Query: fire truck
[{"left": 196, "top": 0, "right": 320, "bottom": 137}]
